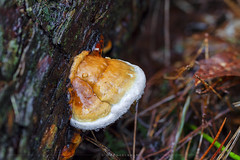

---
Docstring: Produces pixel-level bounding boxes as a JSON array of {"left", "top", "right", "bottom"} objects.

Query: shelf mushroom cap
[{"left": 69, "top": 51, "right": 146, "bottom": 130}]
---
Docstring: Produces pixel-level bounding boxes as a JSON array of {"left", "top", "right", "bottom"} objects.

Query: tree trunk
[{"left": 0, "top": 0, "right": 147, "bottom": 159}]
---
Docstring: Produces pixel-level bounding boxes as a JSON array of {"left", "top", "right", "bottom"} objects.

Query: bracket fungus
[{"left": 68, "top": 45, "right": 146, "bottom": 130}]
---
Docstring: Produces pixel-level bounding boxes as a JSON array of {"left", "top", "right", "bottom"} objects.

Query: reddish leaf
[{"left": 195, "top": 52, "right": 240, "bottom": 85}]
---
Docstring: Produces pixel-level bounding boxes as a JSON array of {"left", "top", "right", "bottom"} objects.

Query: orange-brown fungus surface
[
  {"left": 71, "top": 77, "right": 111, "bottom": 121},
  {"left": 69, "top": 51, "right": 136, "bottom": 122},
  {"left": 60, "top": 132, "right": 82, "bottom": 160}
]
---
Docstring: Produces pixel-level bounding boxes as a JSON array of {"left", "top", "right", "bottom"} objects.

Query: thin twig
[
  {"left": 91, "top": 131, "right": 97, "bottom": 141},
  {"left": 144, "top": 109, "right": 230, "bottom": 159},
  {"left": 121, "top": 133, "right": 131, "bottom": 155},
  {"left": 194, "top": 74, "right": 222, "bottom": 99},
  {"left": 224, "top": 0, "right": 240, "bottom": 18},
  {"left": 85, "top": 136, "right": 120, "bottom": 160},
  {"left": 147, "top": 109, "right": 156, "bottom": 137},
  {"left": 185, "top": 138, "right": 192, "bottom": 160},
  {"left": 136, "top": 147, "right": 145, "bottom": 160},
  {"left": 204, "top": 33, "right": 209, "bottom": 59},
  {"left": 133, "top": 102, "right": 139, "bottom": 160},
  {"left": 139, "top": 91, "right": 182, "bottom": 117},
  {"left": 195, "top": 95, "right": 209, "bottom": 160},
  {"left": 164, "top": 0, "right": 170, "bottom": 66},
  {"left": 222, "top": 126, "right": 240, "bottom": 160},
  {"left": 233, "top": 101, "right": 240, "bottom": 107}
]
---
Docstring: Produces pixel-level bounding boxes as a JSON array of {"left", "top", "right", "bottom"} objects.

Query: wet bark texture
[{"left": 0, "top": 0, "right": 147, "bottom": 159}]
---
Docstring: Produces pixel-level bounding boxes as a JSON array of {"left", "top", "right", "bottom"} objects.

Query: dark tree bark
[{"left": 0, "top": 0, "right": 147, "bottom": 159}]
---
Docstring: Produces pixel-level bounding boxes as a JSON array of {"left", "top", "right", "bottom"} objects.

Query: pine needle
[
  {"left": 85, "top": 136, "right": 120, "bottom": 160},
  {"left": 217, "top": 126, "right": 240, "bottom": 160},
  {"left": 200, "top": 118, "right": 227, "bottom": 160},
  {"left": 210, "top": 130, "right": 231, "bottom": 160},
  {"left": 189, "top": 124, "right": 240, "bottom": 160}
]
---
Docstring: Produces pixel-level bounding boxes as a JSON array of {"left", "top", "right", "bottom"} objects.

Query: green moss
[
  {"left": 1, "top": 39, "right": 20, "bottom": 79},
  {"left": 42, "top": 6, "right": 50, "bottom": 21},
  {"left": 74, "top": 34, "right": 78, "bottom": 40},
  {"left": 173, "top": 153, "right": 185, "bottom": 160},
  {"left": 159, "top": 79, "right": 170, "bottom": 97},
  {"left": 26, "top": 6, "right": 32, "bottom": 12},
  {"left": 16, "top": 0, "right": 24, "bottom": 6},
  {"left": 137, "top": 123, "right": 147, "bottom": 139},
  {"left": 8, "top": 39, "right": 18, "bottom": 53},
  {"left": 104, "top": 131, "right": 127, "bottom": 155},
  {"left": 46, "top": 25, "right": 52, "bottom": 32}
]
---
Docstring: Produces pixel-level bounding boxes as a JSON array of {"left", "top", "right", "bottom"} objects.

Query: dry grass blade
[
  {"left": 194, "top": 74, "right": 222, "bottom": 99},
  {"left": 224, "top": 0, "right": 240, "bottom": 18},
  {"left": 169, "top": 95, "right": 191, "bottom": 160},
  {"left": 133, "top": 102, "right": 139, "bottom": 160},
  {"left": 195, "top": 95, "right": 209, "bottom": 160},
  {"left": 194, "top": 123, "right": 203, "bottom": 160},
  {"left": 185, "top": 138, "right": 192, "bottom": 160},
  {"left": 144, "top": 109, "right": 230, "bottom": 159},
  {"left": 200, "top": 118, "right": 227, "bottom": 160},
  {"left": 121, "top": 133, "right": 131, "bottom": 155},
  {"left": 164, "top": 65, "right": 190, "bottom": 80},
  {"left": 138, "top": 91, "right": 182, "bottom": 117},
  {"left": 164, "top": 0, "right": 170, "bottom": 66},
  {"left": 147, "top": 109, "right": 157, "bottom": 137},
  {"left": 217, "top": 126, "right": 240, "bottom": 160},
  {"left": 210, "top": 130, "right": 231, "bottom": 160},
  {"left": 91, "top": 130, "right": 97, "bottom": 141},
  {"left": 160, "top": 137, "right": 191, "bottom": 160},
  {"left": 165, "top": 36, "right": 207, "bottom": 80},
  {"left": 136, "top": 147, "right": 145, "bottom": 160},
  {"left": 85, "top": 136, "right": 120, "bottom": 160},
  {"left": 233, "top": 101, "right": 240, "bottom": 108},
  {"left": 222, "top": 126, "right": 240, "bottom": 160}
]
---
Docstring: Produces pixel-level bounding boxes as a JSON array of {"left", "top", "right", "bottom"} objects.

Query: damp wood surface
[
  {"left": 0, "top": 0, "right": 147, "bottom": 159},
  {"left": 1, "top": 1, "right": 240, "bottom": 160}
]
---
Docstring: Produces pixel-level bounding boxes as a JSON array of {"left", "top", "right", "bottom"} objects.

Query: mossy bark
[{"left": 0, "top": 0, "right": 147, "bottom": 159}]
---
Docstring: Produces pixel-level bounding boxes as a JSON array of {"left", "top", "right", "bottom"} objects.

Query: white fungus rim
[{"left": 70, "top": 60, "right": 146, "bottom": 130}]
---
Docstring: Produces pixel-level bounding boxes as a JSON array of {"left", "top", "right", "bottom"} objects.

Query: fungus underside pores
[{"left": 68, "top": 42, "right": 146, "bottom": 130}]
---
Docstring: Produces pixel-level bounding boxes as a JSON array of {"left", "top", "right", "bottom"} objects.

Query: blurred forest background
[{"left": 0, "top": 0, "right": 240, "bottom": 159}]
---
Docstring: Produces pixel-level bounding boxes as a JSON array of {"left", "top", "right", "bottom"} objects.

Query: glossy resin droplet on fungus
[{"left": 69, "top": 51, "right": 146, "bottom": 130}]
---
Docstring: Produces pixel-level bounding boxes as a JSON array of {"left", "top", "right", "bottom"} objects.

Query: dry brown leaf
[{"left": 195, "top": 52, "right": 240, "bottom": 85}]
